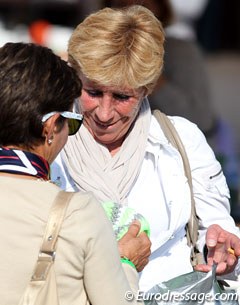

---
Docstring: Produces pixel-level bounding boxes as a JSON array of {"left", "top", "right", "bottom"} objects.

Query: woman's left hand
[{"left": 194, "top": 224, "right": 240, "bottom": 274}]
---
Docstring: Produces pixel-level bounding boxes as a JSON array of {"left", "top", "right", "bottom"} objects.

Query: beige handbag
[
  {"left": 153, "top": 109, "right": 204, "bottom": 266},
  {"left": 18, "top": 190, "right": 74, "bottom": 305}
]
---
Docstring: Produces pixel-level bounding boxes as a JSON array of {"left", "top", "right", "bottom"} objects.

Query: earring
[{"left": 48, "top": 139, "right": 53, "bottom": 145}]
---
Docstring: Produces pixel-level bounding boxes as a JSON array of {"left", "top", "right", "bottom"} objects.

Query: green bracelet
[{"left": 120, "top": 256, "right": 136, "bottom": 270}]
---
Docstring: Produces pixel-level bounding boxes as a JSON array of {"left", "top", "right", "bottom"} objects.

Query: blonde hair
[{"left": 68, "top": 5, "right": 164, "bottom": 95}]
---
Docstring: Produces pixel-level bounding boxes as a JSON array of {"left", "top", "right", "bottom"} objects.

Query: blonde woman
[{"left": 52, "top": 5, "right": 240, "bottom": 292}]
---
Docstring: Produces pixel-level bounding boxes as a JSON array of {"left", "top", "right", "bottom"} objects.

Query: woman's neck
[
  {"left": 108, "top": 144, "right": 121, "bottom": 156},
  {"left": 103, "top": 138, "right": 124, "bottom": 156}
]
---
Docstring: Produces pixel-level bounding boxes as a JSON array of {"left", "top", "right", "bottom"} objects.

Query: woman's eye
[
  {"left": 113, "top": 93, "right": 131, "bottom": 101},
  {"left": 85, "top": 89, "right": 103, "bottom": 97},
  {"left": 84, "top": 88, "right": 131, "bottom": 101}
]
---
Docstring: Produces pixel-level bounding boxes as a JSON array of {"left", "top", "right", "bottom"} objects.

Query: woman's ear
[{"left": 42, "top": 114, "right": 60, "bottom": 145}]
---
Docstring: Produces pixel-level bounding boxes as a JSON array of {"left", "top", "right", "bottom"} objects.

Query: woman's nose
[{"left": 95, "top": 95, "right": 114, "bottom": 122}]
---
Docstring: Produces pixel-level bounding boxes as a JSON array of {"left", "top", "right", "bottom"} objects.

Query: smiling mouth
[{"left": 94, "top": 120, "right": 116, "bottom": 128}]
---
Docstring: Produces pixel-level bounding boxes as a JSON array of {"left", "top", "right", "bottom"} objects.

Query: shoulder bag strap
[
  {"left": 153, "top": 109, "right": 203, "bottom": 266},
  {"left": 31, "top": 191, "right": 74, "bottom": 281}
]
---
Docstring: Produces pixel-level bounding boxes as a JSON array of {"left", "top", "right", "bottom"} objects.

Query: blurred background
[{"left": 0, "top": 0, "right": 240, "bottom": 219}]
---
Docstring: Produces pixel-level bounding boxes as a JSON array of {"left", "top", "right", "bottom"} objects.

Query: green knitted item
[{"left": 102, "top": 201, "right": 150, "bottom": 240}]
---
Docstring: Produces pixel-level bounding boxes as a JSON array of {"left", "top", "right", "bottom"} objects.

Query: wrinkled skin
[{"left": 118, "top": 221, "right": 151, "bottom": 272}]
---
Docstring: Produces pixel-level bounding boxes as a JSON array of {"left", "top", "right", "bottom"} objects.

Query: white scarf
[{"left": 61, "top": 98, "right": 151, "bottom": 205}]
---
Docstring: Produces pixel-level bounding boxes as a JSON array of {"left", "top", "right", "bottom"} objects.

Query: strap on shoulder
[
  {"left": 31, "top": 191, "right": 74, "bottom": 281},
  {"left": 153, "top": 109, "right": 203, "bottom": 266}
]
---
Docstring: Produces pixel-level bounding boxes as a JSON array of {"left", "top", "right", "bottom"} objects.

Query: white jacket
[{"left": 51, "top": 115, "right": 240, "bottom": 291}]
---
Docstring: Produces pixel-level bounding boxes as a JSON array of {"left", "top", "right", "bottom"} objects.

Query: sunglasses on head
[{"left": 42, "top": 111, "right": 83, "bottom": 136}]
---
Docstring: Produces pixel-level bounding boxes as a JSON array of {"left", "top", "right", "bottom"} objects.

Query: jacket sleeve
[
  {"left": 76, "top": 194, "right": 144, "bottom": 305},
  {"left": 171, "top": 116, "right": 240, "bottom": 252}
]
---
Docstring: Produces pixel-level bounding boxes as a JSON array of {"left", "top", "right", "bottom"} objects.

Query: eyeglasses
[{"left": 42, "top": 111, "right": 83, "bottom": 136}]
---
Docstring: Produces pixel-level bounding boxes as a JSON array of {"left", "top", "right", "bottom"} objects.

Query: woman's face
[{"left": 79, "top": 74, "right": 145, "bottom": 152}]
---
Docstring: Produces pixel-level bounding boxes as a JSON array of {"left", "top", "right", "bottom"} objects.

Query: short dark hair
[{"left": 0, "top": 42, "right": 82, "bottom": 148}]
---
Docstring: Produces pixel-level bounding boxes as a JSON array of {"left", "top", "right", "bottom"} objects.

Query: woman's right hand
[{"left": 118, "top": 220, "right": 151, "bottom": 272}]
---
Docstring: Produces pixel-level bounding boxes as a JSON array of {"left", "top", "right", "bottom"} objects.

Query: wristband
[{"left": 120, "top": 256, "right": 136, "bottom": 270}]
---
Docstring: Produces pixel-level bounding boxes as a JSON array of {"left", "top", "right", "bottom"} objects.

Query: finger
[
  {"left": 138, "top": 231, "right": 151, "bottom": 245},
  {"left": 125, "top": 220, "right": 141, "bottom": 238},
  {"left": 136, "top": 264, "right": 144, "bottom": 272},
  {"left": 206, "top": 224, "right": 224, "bottom": 248},
  {"left": 216, "top": 261, "right": 228, "bottom": 274},
  {"left": 226, "top": 251, "right": 238, "bottom": 267},
  {"left": 228, "top": 237, "right": 240, "bottom": 257},
  {"left": 137, "top": 234, "right": 152, "bottom": 257},
  {"left": 136, "top": 258, "right": 149, "bottom": 272},
  {"left": 206, "top": 225, "right": 230, "bottom": 248},
  {"left": 194, "top": 264, "right": 211, "bottom": 273}
]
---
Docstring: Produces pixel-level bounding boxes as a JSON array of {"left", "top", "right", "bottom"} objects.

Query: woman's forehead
[{"left": 81, "top": 75, "right": 142, "bottom": 94}]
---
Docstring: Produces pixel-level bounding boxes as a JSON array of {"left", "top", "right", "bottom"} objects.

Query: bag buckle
[{"left": 38, "top": 250, "right": 56, "bottom": 261}]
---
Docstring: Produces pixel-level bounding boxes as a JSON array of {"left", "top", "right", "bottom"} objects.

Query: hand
[
  {"left": 118, "top": 220, "right": 151, "bottom": 272},
  {"left": 194, "top": 224, "right": 240, "bottom": 275}
]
